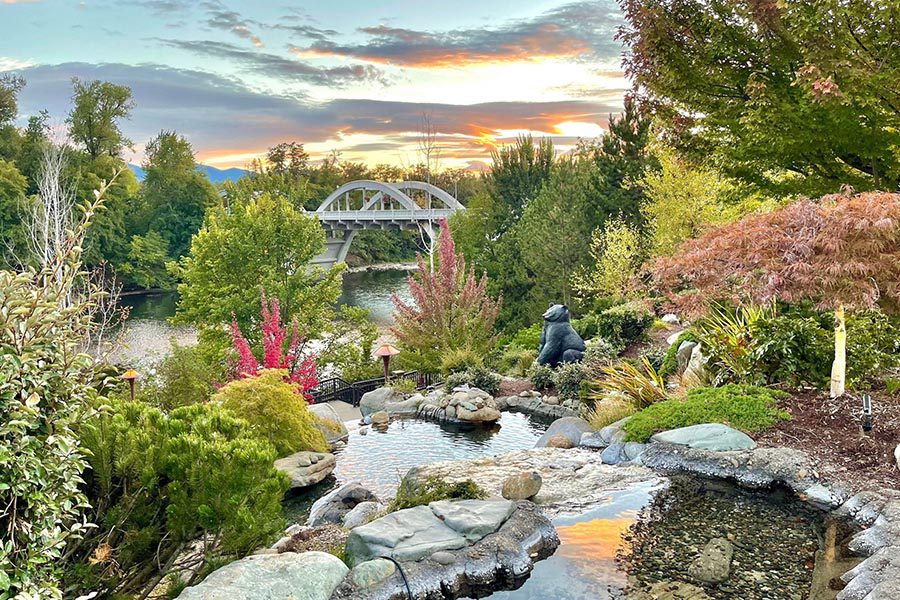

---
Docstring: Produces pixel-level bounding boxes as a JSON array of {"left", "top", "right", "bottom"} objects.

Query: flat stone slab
[
  {"left": 274, "top": 451, "right": 335, "bottom": 490},
  {"left": 175, "top": 551, "right": 347, "bottom": 600},
  {"left": 650, "top": 423, "right": 756, "bottom": 451}
]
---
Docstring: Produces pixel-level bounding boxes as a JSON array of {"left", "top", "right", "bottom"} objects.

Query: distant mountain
[{"left": 128, "top": 164, "right": 249, "bottom": 184}]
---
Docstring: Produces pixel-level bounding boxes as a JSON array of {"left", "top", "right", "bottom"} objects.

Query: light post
[
  {"left": 374, "top": 344, "right": 401, "bottom": 385},
  {"left": 122, "top": 369, "right": 139, "bottom": 401}
]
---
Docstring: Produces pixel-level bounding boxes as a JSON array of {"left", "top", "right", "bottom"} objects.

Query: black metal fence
[{"left": 309, "top": 370, "right": 441, "bottom": 406}]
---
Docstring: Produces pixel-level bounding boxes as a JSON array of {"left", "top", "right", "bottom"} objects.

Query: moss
[
  {"left": 213, "top": 370, "right": 329, "bottom": 456},
  {"left": 622, "top": 384, "right": 790, "bottom": 442},
  {"left": 389, "top": 476, "right": 487, "bottom": 512}
]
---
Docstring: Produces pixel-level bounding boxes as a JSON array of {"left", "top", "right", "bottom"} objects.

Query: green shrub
[
  {"left": 443, "top": 365, "right": 502, "bottom": 395},
  {"left": 213, "top": 370, "right": 328, "bottom": 457},
  {"left": 440, "top": 347, "right": 484, "bottom": 375},
  {"left": 641, "top": 347, "right": 667, "bottom": 372},
  {"left": 389, "top": 476, "right": 487, "bottom": 512},
  {"left": 553, "top": 362, "right": 586, "bottom": 401},
  {"left": 589, "top": 357, "right": 668, "bottom": 409},
  {"left": 141, "top": 342, "right": 219, "bottom": 410},
  {"left": 388, "top": 378, "right": 417, "bottom": 394},
  {"left": 695, "top": 302, "right": 774, "bottom": 385},
  {"left": 498, "top": 345, "right": 538, "bottom": 377},
  {"left": 622, "top": 385, "right": 791, "bottom": 442},
  {"left": 509, "top": 323, "right": 543, "bottom": 350},
  {"left": 659, "top": 330, "right": 699, "bottom": 378},
  {"left": 528, "top": 363, "right": 555, "bottom": 390},
  {"left": 576, "top": 300, "right": 654, "bottom": 345},
  {"left": 69, "top": 399, "right": 289, "bottom": 596},
  {"left": 845, "top": 312, "right": 900, "bottom": 384},
  {"left": 885, "top": 377, "right": 900, "bottom": 396}
]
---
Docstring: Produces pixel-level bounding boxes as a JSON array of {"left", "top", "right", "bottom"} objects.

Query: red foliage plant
[
  {"left": 648, "top": 191, "right": 900, "bottom": 317},
  {"left": 391, "top": 219, "right": 502, "bottom": 371},
  {"left": 230, "top": 291, "right": 318, "bottom": 399}
]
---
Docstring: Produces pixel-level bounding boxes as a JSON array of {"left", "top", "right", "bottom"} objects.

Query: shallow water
[
  {"left": 282, "top": 412, "right": 549, "bottom": 522},
  {"left": 337, "top": 268, "right": 412, "bottom": 326}
]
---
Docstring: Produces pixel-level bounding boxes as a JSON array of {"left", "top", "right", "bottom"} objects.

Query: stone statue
[{"left": 537, "top": 304, "right": 586, "bottom": 367}]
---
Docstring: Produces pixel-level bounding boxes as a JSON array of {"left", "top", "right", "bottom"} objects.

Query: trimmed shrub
[
  {"left": 390, "top": 477, "right": 486, "bottom": 512},
  {"left": 575, "top": 300, "right": 654, "bottom": 344},
  {"left": 553, "top": 362, "right": 586, "bottom": 401},
  {"left": 440, "top": 347, "right": 484, "bottom": 375},
  {"left": 528, "top": 363, "right": 555, "bottom": 391},
  {"left": 443, "top": 365, "right": 502, "bottom": 395},
  {"left": 509, "top": 323, "right": 543, "bottom": 351},
  {"left": 622, "top": 385, "right": 790, "bottom": 442},
  {"left": 213, "top": 369, "right": 328, "bottom": 457}
]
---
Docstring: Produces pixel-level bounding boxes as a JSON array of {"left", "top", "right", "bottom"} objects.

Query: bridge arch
[{"left": 311, "top": 180, "right": 464, "bottom": 270}]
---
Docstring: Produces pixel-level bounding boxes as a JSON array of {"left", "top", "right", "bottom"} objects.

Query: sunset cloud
[
  {"left": 291, "top": 1, "right": 622, "bottom": 67},
  {"left": 201, "top": 0, "right": 264, "bottom": 48}
]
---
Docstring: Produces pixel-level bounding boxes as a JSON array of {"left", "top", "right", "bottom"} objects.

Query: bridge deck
[{"left": 316, "top": 209, "right": 457, "bottom": 222}]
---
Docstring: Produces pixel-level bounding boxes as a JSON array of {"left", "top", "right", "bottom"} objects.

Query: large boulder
[
  {"left": 307, "top": 482, "right": 379, "bottom": 527},
  {"left": 676, "top": 340, "right": 698, "bottom": 375},
  {"left": 535, "top": 417, "right": 595, "bottom": 448},
  {"left": 274, "top": 451, "right": 335, "bottom": 490},
  {"left": 342, "top": 501, "right": 385, "bottom": 529},
  {"left": 681, "top": 343, "right": 709, "bottom": 383},
  {"left": 359, "top": 387, "right": 419, "bottom": 418},
  {"left": 417, "top": 387, "right": 502, "bottom": 425},
  {"left": 308, "top": 403, "right": 349, "bottom": 446},
  {"left": 501, "top": 471, "right": 542, "bottom": 500},
  {"left": 345, "top": 500, "right": 516, "bottom": 567},
  {"left": 650, "top": 423, "right": 756, "bottom": 451},
  {"left": 175, "top": 551, "right": 347, "bottom": 600}
]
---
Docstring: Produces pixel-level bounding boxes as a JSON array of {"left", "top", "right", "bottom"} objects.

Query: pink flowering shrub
[{"left": 230, "top": 291, "right": 318, "bottom": 399}]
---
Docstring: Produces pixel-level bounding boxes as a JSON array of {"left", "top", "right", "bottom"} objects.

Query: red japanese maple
[{"left": 230, "top": 292, "right": 318, "bottom": 399}]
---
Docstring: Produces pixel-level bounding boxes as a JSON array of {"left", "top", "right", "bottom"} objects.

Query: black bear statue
[{"left": 536, "top": 304, "right": 586, "bottom": 367}]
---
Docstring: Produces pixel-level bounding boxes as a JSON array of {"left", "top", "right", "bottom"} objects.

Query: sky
[{"left": 0, "top": 0, "right": 628, "bottom": 169}]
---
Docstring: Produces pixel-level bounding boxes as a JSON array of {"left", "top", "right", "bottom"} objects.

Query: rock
[
  {"left": 308, "top": 403, "right": 349, "bottom": 446},
  {"left": 599, "top": 417, "right": 631, "bottom": 443},
  {"left": 650, "top": 423, "right": 756, "bottom": 451},
  {"left": 801, "top": 483, "right": 845, "bottom": 510},
  {"left": 601, "top": 442, "right": 628, "bottom": 465},
  {"left": 535, "top": 416, "right": 595, "bottom": 448},
  {"left": 662, "top": 313, "right": 680, "bottom": 324},
  {"left": 547, "top": 434, "right": 573, "bottom": 449},
  {"left": 358, "top": 426, "right": 368, "bottom": 436},
  {"left": 688, "top": 537, "right": 733, "bottom": 583},
  {"left": 359, "top": 387, "right": 420, "bottom": 418},
  {"left": 501, "top": 471, "right": 543, "bottom": 500},
  {"left": 345, "top": 500, "right": 516, "bottom": 566},
  {"left": 370, "top": 411, "right": 389, "bottom": 425},
  {"left": 332, "top": 501, "right": 559, "bottom": 600},
  {"left": 624, "top": 442, "right": 647, "bottom": 461},
  {"left": 307, "top": 482, "right": 378, "bottom": 527},
  {"left": 666, "top": 331, "right": 683, "bottom": 346},
  {"left": 519, "top": 391, "right": 530, "bottom": 398},
  {"left": 676, "top": 340, "right": 698, "bottom": 375},
  {"left": 175, "top": 551, "right": 347, "bottom": 600},
  {"left": 630, "top": 581, "right": 712, "bottom": 600},
  {"left": 544, "top": 395, "right": 559, "bottom": 405},
  {"left": 349, "top": 558, "right": 395, "bottom": 588},
  {"left": 579, "top": 431, "right": 608, "bottom": 449},
  {"left": 503, "top": 396, "right": 579, "bottom": 420},
  {"left": 895, "top": 444, "right": 900, "bottom": 471},
  {"left": 342, "top": 501, "right": 384, "bottom": 529},
  {"left": 456, "top": 405, "right": 501, "bottom": 423},
  {"left": 682, "top": 343, "right": 709, "bottom": 383},
  {"left": 274, "top": 451, "right": 335, "bottom": 490}
]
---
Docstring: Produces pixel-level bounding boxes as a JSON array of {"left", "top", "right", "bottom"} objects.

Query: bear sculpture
[{"left": 537, "top": 304, "right": 586, "bottom": 367}]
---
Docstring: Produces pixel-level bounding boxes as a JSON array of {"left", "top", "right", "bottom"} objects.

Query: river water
[{"left": 113, "top": 268, "right": 412, "bottom": 366}]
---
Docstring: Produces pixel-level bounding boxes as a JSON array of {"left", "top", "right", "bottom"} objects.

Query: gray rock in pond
[
  {"left": 308, "top": 402, "right": 349, "bottom": 445},
  {"left": 624, "top": 442, "right": 647, "bottom": 461},
  {"left": 676, "top": 340, "right": 698, "bottom": 375},
  {"left": 650, "top": 423, "right": 756, "bottom": 451},
  {"left": 579, "top": 431, "right": 608, "bottom": 449},
  {"left": 345, "top": 499, "right": 515, "bottom": 567},
  {"left": 501, "top": 471, "right": 543, "bottom": 500},
  {"left": 370, "top": 410, "right": 389, "bottom": 425},
  {"left": 601, "top": 442, "right": 628, "bottom": 465},
  {"left": 599, "top": 417, "right": 631, "bottom": 443},
  {"left": 802, "top": 483, "right": 846, "bottom": 510},
  {"left": 688, "top": 537, "right": 733, "bottom": 583},
  {"left": 274, "top": 451, "right": 335, "bottom": 490},
  {"left": 307, "top": 482, "right": 378, "bottom": 527},
  {"left": 175, "top": 551, "right": 347, "bottom": 600},
  {"left": 342, "top": 501, "right": 384, "bottom": 529},
  {"left": 349, "top": 558, "right": 396, "bottom": 588},
  {"left": 535, "top": 417, "right": 595, "bottom": 448},
  {"left": 359, "top": 387, "right": 420, "bottom": 417}
]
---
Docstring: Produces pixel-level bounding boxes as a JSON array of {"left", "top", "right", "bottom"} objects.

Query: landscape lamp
[
  {"left": 122, "top": 369, "right": 139, "bottom": 402},
  {"left": 374, "top": 344, "right": 401, "bottom": 384},
  {"left": 861, "top": 394, "right": 873, "bottom": 432}
]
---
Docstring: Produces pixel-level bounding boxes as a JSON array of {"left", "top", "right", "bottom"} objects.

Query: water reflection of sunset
[{"left": 557, "top": 516, "right": 635, "bottom": 561}]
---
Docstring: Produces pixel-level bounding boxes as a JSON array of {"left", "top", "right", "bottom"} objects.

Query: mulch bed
[
  {"left": 498, "top": 378, "right": 534, "bottom": 397},
  {"left": 756, "top": 390, "right": 900, "bottom": 493}
]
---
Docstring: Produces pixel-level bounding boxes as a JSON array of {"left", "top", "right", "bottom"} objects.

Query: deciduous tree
[{"left": 67, "top": 78, "right": 134, "bottom": 159}]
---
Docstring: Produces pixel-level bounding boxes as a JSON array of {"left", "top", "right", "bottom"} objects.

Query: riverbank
[{"left": 344, "top": 261, "right": 416, "bottom": 274}]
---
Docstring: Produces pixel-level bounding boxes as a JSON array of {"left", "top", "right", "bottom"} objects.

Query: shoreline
[{"left": 344, "top": 261, "right": 416, "bottom": 274}]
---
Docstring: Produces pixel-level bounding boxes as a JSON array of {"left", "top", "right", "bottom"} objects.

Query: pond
[
  {"left": 282, "top": 412, "right": 550, "bottom": 522},
  {"left": 114, "top": 268, "right": 412, "bottom": 365}
]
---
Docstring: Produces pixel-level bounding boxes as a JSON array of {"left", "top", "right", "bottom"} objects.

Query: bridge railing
[
  {"left": 309, "top": 370, "right": 442, "bottom": 406},
  {"left": 317, "top": 209, "right": 457, "bottom": 221}
]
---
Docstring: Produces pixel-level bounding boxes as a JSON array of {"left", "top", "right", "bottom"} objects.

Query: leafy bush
[
  {"left": 508, "top": 323, "right": 542, "bottom": 351},
  {"left": 213, "top": 370, "right": 328, "bottom": 457},
  {"left": 576, "top": 300, "right": 654, "bottom": 344},
  {"left": 141, "top": 343, "right": 220, "bottom": 409},
  {"left": 68, "top": 399, "right": 289, "bottom": 596},
  {"left": 694, "top": 302, "right": 774, "bottom": 385},
  {"left": 443, "top": 365, "right": 502, "bottom": 395},
  {"left": 587, "top": 397, "right": 637, "bottom": 430},
  {"left": 440, "top": 347, "right": 484, "bottom": 375},
  {"left": 580, "top": 337, "right": 621, "bottom": 379},
  {"left": 589, "top": 357, "right": 667, "bottom": 409},
  {"left": 389, "top": 378, "right": 418, "bottom": 394},
  {"left": 553, "top": 362, "right": 586, "bottom": 401},
  {"left": 845, "top": 312, "right": 900, "bottom": 384},
  {"left": 659, "top": 330, "right": 699, "bottom": 378},
  {"left": 885, "top": 377, "right": 900, "bottom": 396},
  {"left": 498, "top": 345, "right": 537, "bottom": 377},
  {"left": 528, "top": 363, "right": 556, "bottom": 391},
  {"left": 389, "top": 477, "right": 486, "bottom": 512},
  {"left": 622, "top": 385, "right": 790, "bottom": 442}
]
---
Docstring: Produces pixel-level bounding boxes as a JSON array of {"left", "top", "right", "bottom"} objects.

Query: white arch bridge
[{"left": 311, "top": 180, "right": 465, "bottom": 269}]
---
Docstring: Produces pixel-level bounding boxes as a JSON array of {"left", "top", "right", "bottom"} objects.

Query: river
[{"left": 113, "top": 267, "right": 413, "bottom": 366}]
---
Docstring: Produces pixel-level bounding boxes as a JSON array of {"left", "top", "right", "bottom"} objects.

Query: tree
[
  {"left": 619, "top": 0, "right": 900, "bottom": 194},
  {"left": 0, "top": 74, "right": 24, "bottom": 126},
  {"left": 488, "top": 135, "right": 555, "bottom": 235},
  {"left": 0, "top": 158, "right": 28, "bottom": 267},
  {"left": 173, "top": 193, "right": 343, "bottom": 344},
  {"left": 266, "top": 141, "right": 309, "bottom": 176},
  {"left": 118, "top": 230, "right": 174, "bottom": 289},
  {"left": 649, "top": 191, "right": 900, "bottom": 397},
  {"left": 391, "top": 219, "right": 502, "bottom": 373},
  {"left": 573, "top": 216, "right": 643, "bottom": 301},
  {"left": 78, "top": 153, "right": 140, "bottom": 268},
  {"left": 139, "top": 131, "right": 219, "bottom": 259},
  {"left": 67, "top": 78, "right": 134, "bottom": 159}
]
